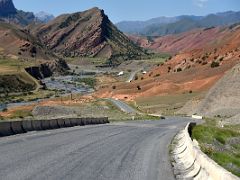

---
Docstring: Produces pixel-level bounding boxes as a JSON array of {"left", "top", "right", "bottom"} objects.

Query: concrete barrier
[
  {"left": 99, "top": 118, "right": 104, "bottom": 124},
  {"left": 76, "top": 118, "right": 84, "bottom": 126},
  {"left": 0, "top": 117, "right": 109, "bottom": 138},
  {"left": 0, "top": 122, "right": 13, "bottom": 136},
  {"left": 41, "top": 120, "right": 51, "bottom": 130},
  {"left": 91, "top": 118, "right": 97, "bottom": 125},
  {"left": 31, "top": 120, "right": 43, "bottom": 131},
  {"left": 86, "top": 117, "right": 93, "bottom": 125},
  {"left": 11, "top": 121, "right": 26, "bottom": 134},
  {"left": 22, "top": 120, "right": 33, "bottom": 132},
  {"left": 49, "top": 119, "right": 59, "bottom": 129},
  {"left": 57, "top": 119, "right": 65, "bottom": 128},
  {"left": 70, "top": 118, "right": 78, "bottom": 127},
  {"left": 104, "top": 117, "right": 110, "bottom": 124},
  {"left": 64, "top": 119, "right": 72, "bottom": 127},
  {"left": 171, "top": 123, "right": 239, "bottom": 180}
]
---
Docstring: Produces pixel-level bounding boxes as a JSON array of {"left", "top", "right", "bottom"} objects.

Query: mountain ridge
[
  {"left": 31, "top": 7, "right": 146, "bottom": 64},
  {"left": 97, "top": 23, "right": 240, "bottom": 101},
  {"left": 0, "top": 0, "right": 16, "bottom": 16},
  {"left": 35, "top": 11, "right": 55, "bottom": 23},
  {"left": 116, "top": 11, "right": 240, "bottom": 36},
  {"left": 0, "top": 0, "right": 35, "bottom": 25}
]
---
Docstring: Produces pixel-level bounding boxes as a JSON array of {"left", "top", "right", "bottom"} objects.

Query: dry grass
[
  {"left": 135, "top": 92, "right": 204, "bottom": 115},
  {"left": 0, "top": 58, "right": 36, "bottom": 74}
]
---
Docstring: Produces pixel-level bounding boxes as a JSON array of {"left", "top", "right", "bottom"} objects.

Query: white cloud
[{"left": 194, "top": 0, "right": 209, "bottom": 8}]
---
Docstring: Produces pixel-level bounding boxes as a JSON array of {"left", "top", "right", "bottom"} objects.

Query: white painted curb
[{"left": 171, "top": 123, "right": 239, "bottom": 180}]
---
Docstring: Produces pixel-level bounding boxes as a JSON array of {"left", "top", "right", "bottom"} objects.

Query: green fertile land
[{"left": 192, "top": 118, "right": 240, "bottom": 177}]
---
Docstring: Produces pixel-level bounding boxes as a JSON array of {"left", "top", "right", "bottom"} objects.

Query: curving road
[
  {"left": 0, "top": 117, "right": 194, "bottom": 180},
  {"left": 107, "top": 98, "right": 138, "bottom": 114}
]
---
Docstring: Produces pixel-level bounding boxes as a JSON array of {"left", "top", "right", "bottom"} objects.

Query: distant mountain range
[
  {"left": 0, "top": 0, "right": 35, "bottom": 25},
  {"left": 35, "top": 11, "right": 54, "bottom": 23},
  {"left": 116, "top": 11, "right": 240, "bottom": 36},
  {"left": 0, "top": 0, "right": 54, "bottom": 25},
  {"left": 0, "top": 0, "right": 146, "bottom": 65}
]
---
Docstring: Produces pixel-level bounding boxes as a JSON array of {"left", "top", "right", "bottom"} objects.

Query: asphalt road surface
[
  {"left": 0, "top": 117, "right": 194, "bottom": 180},
  {"left": 107, "top": 98, "right": 138, "bottom": 114}
]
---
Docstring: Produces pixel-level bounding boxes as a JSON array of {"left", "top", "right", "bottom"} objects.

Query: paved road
[
  {"left": 107, "top": 98, "right": 138, "bottom": 114},
  {"left": 0, "top": 117, "right": 195, "bottom": 180}
]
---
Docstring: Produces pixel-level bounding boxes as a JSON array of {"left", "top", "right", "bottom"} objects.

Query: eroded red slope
[{"left": 97, "top": 24, "right": 240, "bottom": 100}]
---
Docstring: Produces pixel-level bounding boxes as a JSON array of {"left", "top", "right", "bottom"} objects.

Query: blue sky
[{"left": 13, "top": 0, "right": 240, "bottom": 23}]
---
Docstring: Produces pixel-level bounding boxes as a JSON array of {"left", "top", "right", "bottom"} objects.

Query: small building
[{"left": 117, "top": 71, "right": 124, "bottom": 76}]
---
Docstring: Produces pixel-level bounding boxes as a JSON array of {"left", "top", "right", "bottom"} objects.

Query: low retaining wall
[
  {"left": 0, "top": 117, "right": 109, "bottom": 137},
  {"left": 171, "top": 122, "right": 238, "bottom": 180}
]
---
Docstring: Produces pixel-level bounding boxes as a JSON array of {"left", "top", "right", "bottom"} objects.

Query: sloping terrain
[
  {"left": 0, "top": 72, "right": 36, "bottom": 94},
  {"left": 97, "top": 24, "right": 240, "bottom": 104},
  {"left": 31, "top": 7, "right": 145, "bottom": 64},
  {"left": 35, "top": 11, "right": 54, "bottom": 23},
  {"left": 0, "top": 22, "right": 69, "bottom": 76},
  {"left": 0, "top": 22, "right": 69, "bottom": 94},
  {"left": 129, "top": 24, "right": 240, "bottom": 55},
  {"left": 0, "top": 0, "right": 35, "bottom": 26},
  {"left": 0, "top": 0, "right": 16, "bottom": 16},
  {"left": 116, "top": 16, "right": 179, "bottom": 34},
  {"left": 117, "top": 11, "right": 240, "bottom": 36},
  {"left": 0, "top": 22, "right": 53, "bottom": 60},
  {"left": 195, "top": 63, "right": 240, "bottom": 117}
]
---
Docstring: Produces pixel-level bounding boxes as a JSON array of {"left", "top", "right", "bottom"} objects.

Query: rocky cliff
[
  {"left": 25, "top": 59, "right": 68, "bottom": 79},
  {"left": 0, "top": 0, "right": 35, "bottom": 25},
  {"left": 0, "top": 0, "right": 16, "bottom": 16},
  {"left": 31, "top": 7, "right": 146, "bottom": 64}
]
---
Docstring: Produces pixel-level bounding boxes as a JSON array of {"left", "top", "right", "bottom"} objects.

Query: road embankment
[{"left": 170, "top": 122, "right": 239, "bottom": 180}]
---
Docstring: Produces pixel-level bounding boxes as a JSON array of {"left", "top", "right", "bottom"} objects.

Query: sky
[{"left": 13, "top": 0, "right": 240, "bottom": 23}]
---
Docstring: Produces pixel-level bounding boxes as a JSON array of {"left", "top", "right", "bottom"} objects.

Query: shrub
[
  {"left": 201, "top": 145, "right": 214, "bottom": 156},
  {"left": 2, "top": 108, "right": 8, "bottom": 112},
  {"left": 112, "top": 85, "right": 116, "bottom": 90},
  {"left": 211, "top": 61, "right": 220, "bottom": 68},
  {"left": 137, "top": 85, "right": 141, "bottom": 90},
  {"left": 76, "top": 78, "right": 96, "bottom": 88},
  {"left": 219, "top": 57, "right": 224, "bottom": 61},
  {"left": 155, "top": 74, "right": 160, "bottom": 77},
  {"left": 177, "top": 68, "right": 182, "bottom": 72}
]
